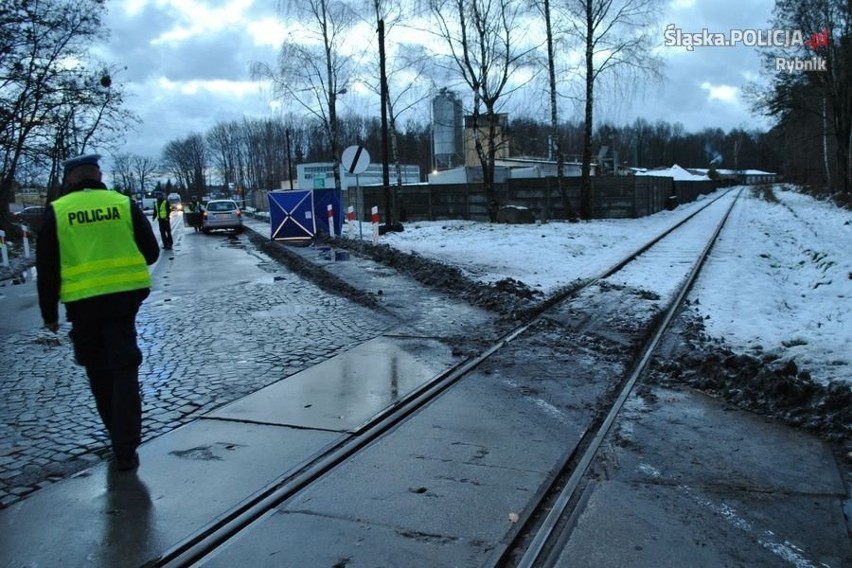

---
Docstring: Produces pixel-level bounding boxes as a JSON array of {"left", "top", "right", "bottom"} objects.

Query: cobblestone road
[{"left": 0, "top": 227, "right": 395, "bottom": 508}]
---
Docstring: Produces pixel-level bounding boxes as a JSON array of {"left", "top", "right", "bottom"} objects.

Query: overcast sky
[{"left": 92, "top": 0, "right": 785, "bottom": 164}]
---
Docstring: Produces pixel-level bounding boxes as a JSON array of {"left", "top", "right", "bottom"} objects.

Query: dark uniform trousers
[
  {"left": 158, "top": 218, "right": 173, "bottom": 249},
  {"left": 69, "top": 314, "right": 143, "bottom": 459}
]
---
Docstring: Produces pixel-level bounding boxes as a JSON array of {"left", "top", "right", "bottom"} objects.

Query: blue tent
[
  {"left": 313, "top": 188, "right": 344, "bottom": 236},
  {"left": 268, "top": 190, "right": 316, "bottom": 241}
]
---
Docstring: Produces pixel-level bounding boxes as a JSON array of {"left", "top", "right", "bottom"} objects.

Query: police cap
[{"left": 62, "top": 154, "right": 102, "bottom": 176}]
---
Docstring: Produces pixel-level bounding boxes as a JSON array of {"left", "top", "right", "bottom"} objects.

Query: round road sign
[{"left": 342, "top": 145, "right": 370, "bottom": 175}]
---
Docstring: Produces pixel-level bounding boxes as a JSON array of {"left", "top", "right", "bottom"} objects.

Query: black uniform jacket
[{"left": 37, "top": 180, "right": 161, "bottom": 324}]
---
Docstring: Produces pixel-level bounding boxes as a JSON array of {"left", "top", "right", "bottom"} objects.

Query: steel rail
[
  {"left": 496, "top": 187, "right": 744, "bottom": 568},
  {"left": 155, "top": 326, "right": 532, "bottom": 568},
  {"left": 150, "top": 188, "right": 741, "bottom": 567}
]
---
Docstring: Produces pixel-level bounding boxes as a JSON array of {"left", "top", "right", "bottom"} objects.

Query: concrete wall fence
[
  {"left": 353, "top": 176, "right": 720, "bottom": 222},
  {"left": 251, "top": 176, "right": 721, "bottom": 222}
]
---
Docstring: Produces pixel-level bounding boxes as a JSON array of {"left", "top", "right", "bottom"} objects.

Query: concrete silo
[{"left": 431, "top": 89, "right": 463, "bottom": 171}]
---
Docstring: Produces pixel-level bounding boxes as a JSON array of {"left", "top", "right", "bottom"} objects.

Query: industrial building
[
  {"left": 295, "top": 162, "right": 421, "bottom": 192},
  {"left": 432, "top": 88, "right": 465, "bottom": 171}
]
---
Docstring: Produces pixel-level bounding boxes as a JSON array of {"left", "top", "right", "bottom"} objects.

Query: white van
[{"left": 167, "top": 192, "right": 182, "bottom": 211}]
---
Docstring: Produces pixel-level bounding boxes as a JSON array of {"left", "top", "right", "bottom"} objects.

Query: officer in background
[
  {"left": 187, "top": 195, "right": 202, "bottom": 232},
  {"left": 152, "top": 191, "right": 173, "bottom": 249},
  {"left": 37, "top": 154, "right": 160, "bottom": 471}
]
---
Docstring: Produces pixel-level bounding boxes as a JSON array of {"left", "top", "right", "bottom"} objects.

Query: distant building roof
[
  {"left": 636, "top": 164, "right": 709, "bottom": 181},
  {"left": 690, "top": 168, "right": 777, "bottom": 177},
  {"left": 494, "top": 157, "right": 591, "bottom": 168}
]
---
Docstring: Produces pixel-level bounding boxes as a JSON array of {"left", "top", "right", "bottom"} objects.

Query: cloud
[
  {"left": 700, "top": 82, "right": 739, "bottom": 102},
  {"left": 604, "top": 0, "right": 777, "bottom": 132},
  {"left": 93, "top": 0, "right": 279, "bottom": 160},
  {"left": 247, "top": 18, "right": 288, "bottom": 48},
  {"left": 92, "top": 0, "right": 780, "bottom": 164}
]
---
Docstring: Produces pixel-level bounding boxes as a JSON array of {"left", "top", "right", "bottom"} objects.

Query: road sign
[{"left": 341, "top": 145, "right": 370, "bottom": 175}]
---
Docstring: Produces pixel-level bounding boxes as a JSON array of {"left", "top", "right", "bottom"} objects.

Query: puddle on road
[
  {"left": 316, "top": 247, "right": 350, "bottom": 262},
  {"left": 169, "top": 446, "right": 223, "bottom": 461},
  {"left": 208, "top": 336, "right": 456, "bottom": 432},
  {"left": 240, "top": 274, "right": 290, "bottom": 285},
  {"left": 253, "top": 303, "right": 310, "bottom": 317},
  {"left": 221, "top": 237, "right": 247, "bottom": 250}
]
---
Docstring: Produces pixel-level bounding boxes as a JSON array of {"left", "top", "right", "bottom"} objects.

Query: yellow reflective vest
[
  {"left": 155, "top": 200, "right": 170, "bottom": 220},
  {"left": 52, "top": 189, "right": 151, "bottom": 303}
]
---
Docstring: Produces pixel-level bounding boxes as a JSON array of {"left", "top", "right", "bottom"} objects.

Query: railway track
[{"left": 147, "top": 188, "right": 744, "bottom": 567}]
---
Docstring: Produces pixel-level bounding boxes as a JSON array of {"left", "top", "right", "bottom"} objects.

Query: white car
[
  {"left": 167, "top": 192, "right": 182, "bottom": 211},
  {"left": 202, "top": 199, "right": 244, "bottom": 233}
]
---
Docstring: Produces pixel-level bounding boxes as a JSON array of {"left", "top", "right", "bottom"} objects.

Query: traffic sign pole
[{"left": 342, "top": 146, "right": 370, "bottom": 241}]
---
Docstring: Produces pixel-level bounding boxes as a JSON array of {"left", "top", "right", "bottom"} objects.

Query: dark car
[{"left": 11, "top": 206, "right": 46, "bottom": 232}]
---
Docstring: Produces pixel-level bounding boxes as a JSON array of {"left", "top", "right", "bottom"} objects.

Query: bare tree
[
  {"left": 560, "top": 0, "right": 663, "bottom": 218},
  {"left": 207, "top": 122, "right": 242, "bottom": 188},
  {"left": 48, "top": 65, "right": 135, "bottom": 159},
  {"left": 253, "top": 0, "right": 357, "bottom": 192},
  {"left": 110, "top": 153, "right": 135, "bottom": 195},
  {"left": 161, "top": 140, "right": 189, "bottom": 191},
  {"left": 1, "top": 0, "right": 134, "bottom": 221},
  {"left": 161, "top": 134, "right": 207, "bottom": 197},
  {"left": 359, "top": 0, "right": 434, "bottom": 221},
  {"left": 429, "top": 0, "right": 540, "bottom": 221},
  {"left": 131, "top": 155, "right": 159, "bottom": 197},
  {"left": 40, "top": 65, "right": 136, "bottom": 204},
  {"left": 242, "top": 117, "right": 290, "bottom": 191},
  {"left": 530, "top": 0, "right": 579, "bottom": 219},
  {"left": 385, "top": 46, "right": 433, "bottom": 194}
]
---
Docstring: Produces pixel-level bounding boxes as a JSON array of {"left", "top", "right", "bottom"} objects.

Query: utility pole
[
  {"left": 285, "top": 128, "right": 294, "bottom": 189},
  {"left": 378, "top": 18, "right": 392, "bottom": 228}
]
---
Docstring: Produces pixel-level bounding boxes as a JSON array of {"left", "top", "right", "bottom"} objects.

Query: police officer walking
[
  {"left": 152, "top": 191, "right": 173, "bottom": 249},
  {"left": 36, "top": 154, "right": 160, "bottom": 471}
]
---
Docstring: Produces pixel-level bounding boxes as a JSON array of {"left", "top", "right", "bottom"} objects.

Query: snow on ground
[
  {"left": 689, "top": 187, "right": 850, "bottom": 386},
  {"left": 383, "top": 200, "right": 710, "bottom": 292},
  {"left": 380, "top": 185, "right": 850, "bottom": 387}
]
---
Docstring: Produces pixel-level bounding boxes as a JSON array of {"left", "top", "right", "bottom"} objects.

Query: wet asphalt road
[{"left": 0, "top": 214, "right": 395, "bottom": 507}]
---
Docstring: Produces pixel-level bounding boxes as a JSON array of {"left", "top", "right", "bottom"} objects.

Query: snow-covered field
[{"left": 379, "top": 186, "right": 850, "bottom": 387}]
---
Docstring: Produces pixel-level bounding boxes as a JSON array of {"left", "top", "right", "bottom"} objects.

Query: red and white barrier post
[
  {"left": 22, "top": 225, "right": 30, "bottom": 258},
  {"left": 327, "top": 203, "right": 335, "bottom": 238},
  {"left": 371, "top": 206, "right": 379, "bottom": 244},
  {"left": 346, "top": 206, "right": 356, "bottom": 238},
  {"left": 0, "top": 230, "right": 8, "bottom": 268}
]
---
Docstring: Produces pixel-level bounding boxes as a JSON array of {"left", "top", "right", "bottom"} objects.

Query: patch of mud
[
  {"left": 323, "top": 237, "right": 543, "bottom": 319},
  {"left": 650, "top": 309, "right": 851, "bottom": 444},
  {"left": 246, "top": 232, "right": 385, "bottom": 312}
]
